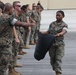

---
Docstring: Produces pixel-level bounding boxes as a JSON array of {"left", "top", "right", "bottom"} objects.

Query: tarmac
[{"left": 15, "top": 10, "right": 76, "bottom": 75}]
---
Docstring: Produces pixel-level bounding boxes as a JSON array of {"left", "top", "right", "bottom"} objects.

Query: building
[{"left": 1, "top": 0, "right": 76, "bottom": 9}]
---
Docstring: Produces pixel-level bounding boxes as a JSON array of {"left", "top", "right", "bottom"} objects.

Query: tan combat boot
[
  {"left": 29, "top": 41, "right": 35, "bottom": 45},
  {"left": 24, "top": 45, "right": 30, "bottom": 49},
  {"left": 34, "top": 41, "right": 38, "bottom": 44},
  {"left": 15, "top": 55, "right": 21, "bottom": 59},
  {"left": 15, "top": 63, "right": 22, "bottom": 67},
  {"left": 8, "top": 68, "right": 21, "bottom": 75},
  {"left": 19, "top": 51, "right": 27, "bottom": 55},
  {"left": 56, "top": 72, "right": 61, "bottom": 75}
]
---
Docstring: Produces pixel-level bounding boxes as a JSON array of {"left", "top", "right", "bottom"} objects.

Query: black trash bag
[{"left": 34, "top": 32, "right": 55, "bottom": 61}]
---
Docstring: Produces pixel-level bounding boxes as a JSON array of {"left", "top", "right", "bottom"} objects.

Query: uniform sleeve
[
  {"left": 26, "top": 16, "right": 29, "bottom": 19},
  {"left": 11, "top": 18, "right": 18, "bottom": 25},
  {"left": 63, "top": 27, "right": 68, "bottom": 32},
  {"left": 8, "top": 15, "right": 18, "bottom": 26},
  {"left": 62, "top": 23, "right": 68, "bottom": 32}
]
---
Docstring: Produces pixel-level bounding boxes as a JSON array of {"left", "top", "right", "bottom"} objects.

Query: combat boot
[
  {"left": 8, "top": 68, "right": 21, "bottom": 75},
  {"left": 24, "top": 45, "right": 30, "bottom": 49},
  {"left": 29, "top": 41, "right": 35, "bottom": 45},
  {"left": 15, "top": 55, "right": 21, "bottom": 59},
  {"left": 19, "top": 51, "right": 27, "bottom": 55},
  {"left": 56, "top": 71, "right": 61, "bottom": 75},
  {"left": 15, "top": 63, "right": 22, "bottom": 67},
  {"left": 34, "top": 41, "right": 38, "bottom": 44}
]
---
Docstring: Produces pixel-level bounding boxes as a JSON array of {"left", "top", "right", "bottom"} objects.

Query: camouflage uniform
[
  {"left": 19, "top": 13, "right": 26, "bottom": 40},
  {"left": 34, "top": 11, "right": 41, "bottom": 41},
  {"left": 48, "top": 21, "right": 68, "bottom": 74},
  {"left": 36, "top": 12, "right": 41, "bottom": 31},
  {"left": 23, "top": 11, "right": 31, "bottom": 45},
  {"left": 30, "top": 10, "right": 38, "bottom": 42},
  {"left": 12, "top": 12, "right": 24, "bottom": 66},
  {"left": 0, "top": 14, "right": 16, "bottom": 75}
]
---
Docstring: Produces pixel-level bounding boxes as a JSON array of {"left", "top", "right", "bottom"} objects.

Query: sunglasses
[
  {"left": 16, "top": 5, "right": 21, "bottom": 7},
  {"left": 33, "top": 6, "right": 37, "bottom": 7}
]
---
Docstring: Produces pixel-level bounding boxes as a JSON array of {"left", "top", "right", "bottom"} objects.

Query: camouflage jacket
[
  {"left": 48, "top": 21, "right": 68, "bottom": 45},
  {"left": 0, "top": 13, "right": 14, "bottom": 46},
  {"left": 31, "top": 10, "right": 39, "bottom": 22}
]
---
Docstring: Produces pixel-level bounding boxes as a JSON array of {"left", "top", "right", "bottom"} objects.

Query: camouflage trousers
[
  {"left": 12, "top": 35, "right": 24, "bottom": 66},
  {"left": 13, "top": 34, "right": 24, "bottom": 52},
  {"left": 49, "top": 44, "right": 64, "bottom": 74},
  {"left": 24, "top": 29, "right": 31, "bottom": 45},
  {"left": 26, "top": 31, "right": 31, "bottom": 45},
  {"left": 0, "top": 44, "right": 13, "bottom": 75},
  {"left": 30, "top": 26, "right": 36, "bottom": 42},
  {"left": 18, "top": 34, "right": 24, "bottom": 51},
  {"left": 34, "top": 22, "right": 40, "bottom": 41}
]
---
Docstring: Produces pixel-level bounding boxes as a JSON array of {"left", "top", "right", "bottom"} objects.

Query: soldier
[
  {"left": 12, "top": 1, "right": 23, "bottom": 68},
  {"left": 0, "top": 3, "right": 35, "bottom": 75},
  {"left": 30, "top": 3, "right": 38, "bottom": 44},
  {"left": 34, "top": 6, "right": 41, "bottom": 43},
  {"left": 12, "top": 1, "right": 26, "bottom": 56},
  {"left": 21, "top": 4, "right": 31, "bottom": 49},
  {"left": 41, "top": 10, "right": 68, "bottom": 75}
]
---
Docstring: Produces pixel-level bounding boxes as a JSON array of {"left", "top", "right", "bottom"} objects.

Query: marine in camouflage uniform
[
  {"left": 41, "top": 11, "right": 68, "bottom": 75},
  {"left": 12, "top": 11, "right": 26, "bottom": 69},
  {"left": 0, "top": 12, "right": 18, "bottom": 75},
  {"left": 30, "top": 3, "right": 38, "bottom": 45},
  {"left": 48, "top": 11, "right": 68, "bottom": 75},
  {"left": 23, "top": 11, "right": 31, "bottom": 47},
  {"left": 48, "top": 21, "right": 68, "bottom": 74},
  {"left": 12, "top": 1, "right": 27, "bottom": 58},
  {"left": 34, "top": 7, "right": 41, "bottom": 42},
  {"left": 0, "top": 15, "right": 13, "bottom": 75},
  {"left": 19, "top": 7, "right": 31, "bottom": 49},
  {"left": 13, "top": 13, "right": 24, "bottom": 52},
  {"left": 21, "top": 4, "right": 32, "bottom": 48}
]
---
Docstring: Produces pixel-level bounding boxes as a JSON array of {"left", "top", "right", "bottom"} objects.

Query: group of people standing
[
  {"left": 0, "top": 0, "right": 68, "bottom": 75},
  {"left": 0, "top": 1, "right": 43, "bottom": 75}
]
